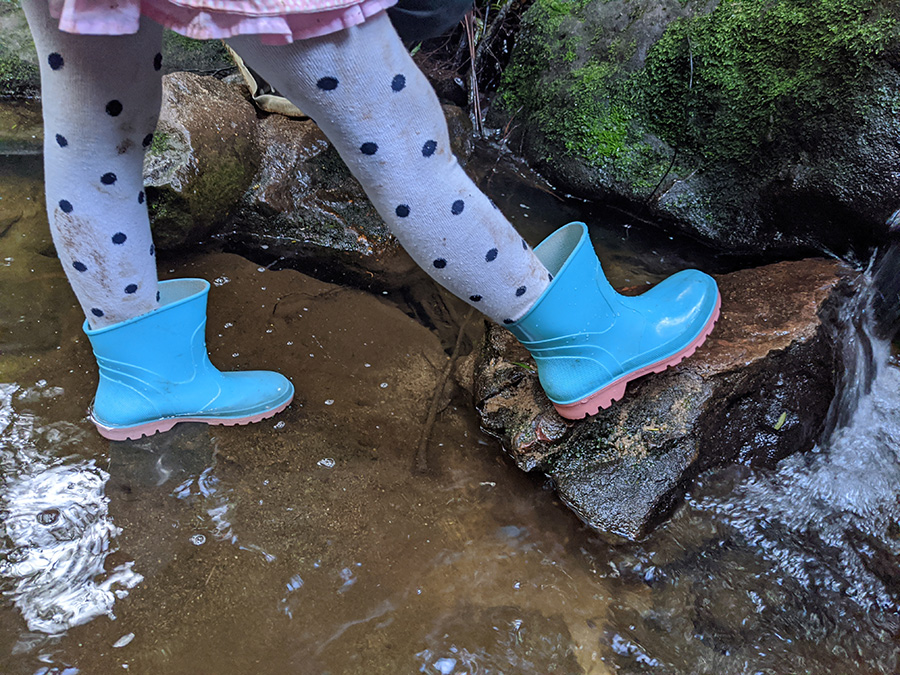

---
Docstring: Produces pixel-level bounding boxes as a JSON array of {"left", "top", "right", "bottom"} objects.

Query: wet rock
[
  {"left": 500, "top": 0, "right": 900, "bottom": 257},
  {"left": 225, "top": 112, "right": 391, "bottom": 254},
  {"left": 475, "top": 258, "right": 851, "bottom": 540},
  {"left": 0, "top": 99, "right": 42, "bottom": 153},
  {"left": 144, "top": 72, "right": 261, "bottom": 249},
  {"left": 159, "top": 33, "right": 233, "bottom": 76}
]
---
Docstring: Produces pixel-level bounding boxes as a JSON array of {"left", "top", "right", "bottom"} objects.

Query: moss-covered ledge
[{"left": 500, "top": 0, "right": 900, "bottom": 257}]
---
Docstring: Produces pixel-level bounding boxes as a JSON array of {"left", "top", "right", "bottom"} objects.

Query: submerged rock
[{"left": 475, "top": 258, "right": 851, "bottom": 540}]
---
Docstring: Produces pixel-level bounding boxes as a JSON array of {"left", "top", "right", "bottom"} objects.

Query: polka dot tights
[
  {"left": 227, "top": 12, "right": 551, "bottom": 325},
  {"left": 23, "top": 0, "right": 162, "bottom": 328}
]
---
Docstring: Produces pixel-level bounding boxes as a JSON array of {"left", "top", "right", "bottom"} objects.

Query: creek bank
[
  {"left": 499, "top": 0, "right": 900, "bottom": 257},
  {"left": 475, "top": 257, "right": 852, "bottom": 540}
]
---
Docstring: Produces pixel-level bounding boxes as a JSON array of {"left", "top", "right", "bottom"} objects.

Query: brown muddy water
[{"left": 3, "top": 143, "right": 900, "bottom": 675}]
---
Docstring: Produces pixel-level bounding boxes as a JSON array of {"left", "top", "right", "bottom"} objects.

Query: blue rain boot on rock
[
  {"left": 84, "top": 278, "right": 294, "bottom": 440},
  {"left": 507, "top": 222, "right": 720, "bottom": 419}
]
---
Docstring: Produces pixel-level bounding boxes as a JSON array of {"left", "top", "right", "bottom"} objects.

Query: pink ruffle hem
[{"left": 46, "top": 0, "right": 398, "bottom": 43}]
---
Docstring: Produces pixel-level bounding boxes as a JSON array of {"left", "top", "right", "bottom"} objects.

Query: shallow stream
[{"left": 2, "top": 139, "right": 900, "bottom": 674}]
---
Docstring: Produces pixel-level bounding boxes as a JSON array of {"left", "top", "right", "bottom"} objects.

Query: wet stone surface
[{"left": 475, "top": 259, "right": 852, "bottom": 540}]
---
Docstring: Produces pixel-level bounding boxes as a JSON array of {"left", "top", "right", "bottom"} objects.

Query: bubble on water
[
  {"left": 113, "top": 633, "right": 135, "bottom": 648},
  {"left": 273, "top": 421, "right": 285, "bottom": 430},
  {"left": 324, "top": 399, "right": 334, "bottom": 406},
  {"left": 190, "top": 534, "right": 206, "bottom": 546},
  {"left": 380, "top": 382, "right": 388, "bottom": 389},
  {"left": 213, "top": 276, "right": 230, "bottom": 286},
  {"left": 364, "top": 363, "right": 371, "bottom": 368},
  {"left": 434, "top": 658, "right": 457, "bottom": 674},
  {"left": 317, "top": 458, "right": 336, "bottom": 469}
]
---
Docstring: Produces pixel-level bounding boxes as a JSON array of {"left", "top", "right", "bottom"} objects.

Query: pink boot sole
[
  {"left": 553, "top": 294, "right": 721, "bottom": 420},
  {"left": 91, "top": 396, "right": 294, "bottom": 441}
]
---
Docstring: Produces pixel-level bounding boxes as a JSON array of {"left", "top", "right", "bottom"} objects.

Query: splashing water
[
  {"left": 0, "top": 384, "right": 142, "bottom": 635},
  {"left": 694, "top": 246, "right": 900, "bottom": 611}
]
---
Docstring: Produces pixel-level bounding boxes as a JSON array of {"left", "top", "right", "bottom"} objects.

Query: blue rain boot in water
[
  {"left": 83, "top": 278, "right": 294, "bottom": 440},
  {"left": 507, "top": 222, "right": 720, "bottom": 419}
]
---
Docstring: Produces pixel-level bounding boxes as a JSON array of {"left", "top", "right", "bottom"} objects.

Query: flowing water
[{"left": 2, "top": 138, "right": 900, "bottom": 674}]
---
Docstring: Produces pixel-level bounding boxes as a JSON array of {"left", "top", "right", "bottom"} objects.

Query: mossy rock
[
  {"left": 144, "top": 72, "right": 260, "bottom": 249},
  {"left": 0, "top": 1, "right": 39, "bottom": 99},
  {"left": 501, "top": 0, "right": 900, "bottom": 257}
]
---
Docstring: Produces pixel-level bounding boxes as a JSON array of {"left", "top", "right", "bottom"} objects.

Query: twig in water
[
  {"left": 464, "top": 12, "right": 484, "bottom": 138},
  {"left": 415, "top": 308, "right": 475, "bottom": 473}
]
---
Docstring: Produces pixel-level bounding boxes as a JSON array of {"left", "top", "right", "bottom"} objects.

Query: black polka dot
[
  {"left": 91, "top": 308, "right": 104, "bottom": 318},
  {"left": 317, "top": 76, "right": 339, "bottom": 91},
  {"left": 548, "top": 273, "right": 553, "bottom": 281},
  {"left": 106, "top": 100, "right": 123, "bottom": 116},
  {"left": 516, "top": 286, "right": 527, "bottom": 297},
  {"left": 59, "top": 199, "right": 73, "bottom": 213},
  {"left": 100, "top": 172, "right": 117, "bottom": 185},
  {"left": 522, "top": 239, "right": 528, "bottom": 250},
  {"left": 142, "top": 133, "right": 154, "bottom": 148},
  {"left": 153, "top": 53, "right": 162, "bottom": 71},
  {"left": 56, "top": 134, "right": 68, "bottom": 147},
  {"left": 125, "top": 284, "right": 138, "bottom": 294},
  {"left": 469, "top": 295, "right": 482, "bottom": 302},
  {"left": 73, "top": 261, "right": 87, "bottom": 272},
  {"left": 48, "top": 53, "right": 64, "bottom": 70},
  {"left": 392, "top": 74, "right": 406, "bottom": 92},
  {"left": 490, "top": 199, "right": 500, "bottom": 210},
  {"left": 150, "top": 244, "right": 155, "bottom": 256},
  {"left": 395, "top": 204, "right": 410, "bottom": 218},
  {"left": 112, "top": 232, "right": 127, "bottom": 245},
  {"left": 433, "top": 258, "right": 447, "bottom": 269},
  {"left": 451, "top": 199, "right": 465, "bottom": 215},
  {"left": 360, "top": 142, "right": 378, "bottom": 155},
  {"left": 503, "top": 319, "right": 514, "bottom": 325},
  {"left": 422, "top": 140, "right": 437, "bottom": 157},
  {"left": 156, "top": 291, "right": 160, "bottom": 302},
  {"left": 485, "top": 248, "right": 498, "bottom": 262},
  {"left": 138, "top": 191, "right": 145, "bottom": 204}
]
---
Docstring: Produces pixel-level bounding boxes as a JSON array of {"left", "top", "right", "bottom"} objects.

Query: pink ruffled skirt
[{"left": 46, "top": 0, "right": 398, "bottom": 44}]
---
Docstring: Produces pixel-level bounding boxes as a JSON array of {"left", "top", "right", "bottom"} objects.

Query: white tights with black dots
[
  {"left": 23, "top": 0, "right": 162, "bottom": 329},
  {"left": 228, "top": 14, "right": 551, "bottom": 324},
  {"left": 26, "top": 1, "right": 551, "bottom": 328}
]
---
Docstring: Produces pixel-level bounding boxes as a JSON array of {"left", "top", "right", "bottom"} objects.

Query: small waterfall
[{"left": 696, "top": 241, "right": 900, "bottom": 611}]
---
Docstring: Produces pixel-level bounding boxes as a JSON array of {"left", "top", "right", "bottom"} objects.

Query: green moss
[
  {"left": 502, "top": 0, "right": 900, "bottom": 173},
  {"left": 637, "top": 0, "right": 900, "bottom": 162},
  {"left": 148, "top": 130, "right": 171, "bottom": 155},
  {"left": 0, "top": 56, "right": 37, "bottom": 95}
]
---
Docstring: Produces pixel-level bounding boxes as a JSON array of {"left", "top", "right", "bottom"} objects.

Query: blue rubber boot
[
  {"left": 507, "top": 222, "right": 720, "bottom": 419},
  {"left": 83, "top": 278, "right": 294, "bottom": 440}
]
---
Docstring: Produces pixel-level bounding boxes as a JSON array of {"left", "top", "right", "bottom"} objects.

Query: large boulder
[
  {"left": 144, "top": 72, "right": 261, "bottom": 249},
  {"left": 499, "top": 0, "right": 900, "bottom": 257},
  {"left": 475, "top": 258, "right": 852, "bottom": 540}
]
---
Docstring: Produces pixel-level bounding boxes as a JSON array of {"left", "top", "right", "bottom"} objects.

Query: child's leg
[
  {"left": 226, "top": 13, "right": 551, "bottom": 325},
  {"left": 22, "top": 0, "right": 162, "bottom": 328}
]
